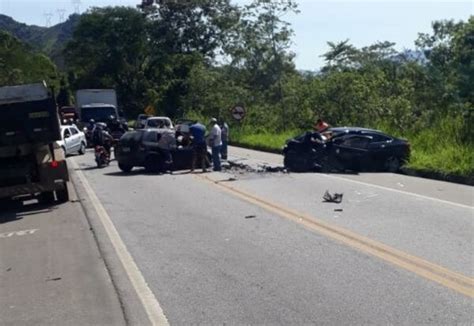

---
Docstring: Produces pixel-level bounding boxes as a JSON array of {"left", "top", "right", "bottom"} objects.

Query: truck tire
[
  {"left": 56, "top": 183, "right": 69, "bottom": 203},
  {"left": 40, "top": 191, "right": 55, "bottom": 204}
]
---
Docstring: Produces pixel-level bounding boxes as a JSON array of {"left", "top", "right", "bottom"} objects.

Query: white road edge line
[
  {"left": 70, "top": 159, "right": 169, "bottom": 326},
  {"left": 317, "top": 173, "right": 473, "bottom": 210}
]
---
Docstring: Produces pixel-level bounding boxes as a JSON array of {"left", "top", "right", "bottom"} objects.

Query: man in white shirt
[{"left": 208, "top": 118, "right": 222, "bottom": 171}]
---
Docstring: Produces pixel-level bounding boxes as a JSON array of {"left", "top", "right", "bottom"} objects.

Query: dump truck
[{"left": 0, "top": 82, "right": 69, "bottom": 203}]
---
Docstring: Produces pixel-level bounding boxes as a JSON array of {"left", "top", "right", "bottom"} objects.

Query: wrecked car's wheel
[
  {"left": 284, "top": 151, "right": 312, "bottom": 172},
  {"left": 385, "top": 156, "right": 401, "bottom": 173},
  {"left": 119, "top": 163, "right": 133, "bottom": 173},
  {"left": 320, "top": 156, "right": 344, "bottom": 173}
]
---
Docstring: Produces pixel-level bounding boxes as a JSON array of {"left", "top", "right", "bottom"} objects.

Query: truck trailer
[
  {"left": 75, "top": 89, "right": 119, "bottom": 123},
  {"left": 0, "top": 82, "right": 69, "bottom": 203}
]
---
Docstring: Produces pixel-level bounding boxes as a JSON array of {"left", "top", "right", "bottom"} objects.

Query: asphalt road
[
  {"left": 70, "top": 148, "right": 473, "bottom": 325},
  {"left": 0, "top": 183, "right": 125, "bottom": 325}
]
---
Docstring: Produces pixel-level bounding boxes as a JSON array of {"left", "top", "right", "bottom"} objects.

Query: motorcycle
[{"left": 95, "top": 145, "right": 110, "bottom": 168}]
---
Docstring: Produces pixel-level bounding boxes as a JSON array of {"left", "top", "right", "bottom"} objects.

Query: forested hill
[{"left": 0, "top": 14, "right": 79, "bottom": 68}]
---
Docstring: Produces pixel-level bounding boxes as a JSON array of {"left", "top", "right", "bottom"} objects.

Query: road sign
[{"left": 231, "top": 105, "right": 246, "bottom": 121}]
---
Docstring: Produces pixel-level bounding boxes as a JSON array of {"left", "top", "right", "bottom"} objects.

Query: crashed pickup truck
[
  {"left": 0, "top": 82, "right": 69, "bottom": 203},
  {"left": 283, "top": 127, "right": 410, "bottom": 173}
]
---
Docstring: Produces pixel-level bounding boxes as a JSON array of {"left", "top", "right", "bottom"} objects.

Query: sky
[{"left": 0, "top": 0, "right": 472, "bottom": 70}]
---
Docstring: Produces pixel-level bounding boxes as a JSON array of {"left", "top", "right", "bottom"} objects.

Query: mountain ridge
[{"left": 0, "top": 14, "right": 80, "bottom": 69}]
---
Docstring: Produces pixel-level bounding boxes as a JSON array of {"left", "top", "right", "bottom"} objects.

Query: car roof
[
  {"left": 147, "top": 116, "right": 171, "bottom": 120},
  {"left": 329, "top": 127, "right": 382, "bottom": 133},
  {"left": 82, "top": 103, "right": 116, "bottom": 108},
  {"left": 60, "top": 125, "right": 77, "bottom": 130}
]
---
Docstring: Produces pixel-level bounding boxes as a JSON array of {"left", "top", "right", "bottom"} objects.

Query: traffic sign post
[{"left": 231, "top": 105, "right": 246, "bottom": 121}]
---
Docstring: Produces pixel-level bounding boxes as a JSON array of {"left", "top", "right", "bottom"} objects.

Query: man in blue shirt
[{"left": 189, "top": 121, "right": 208, "bottom": 172}]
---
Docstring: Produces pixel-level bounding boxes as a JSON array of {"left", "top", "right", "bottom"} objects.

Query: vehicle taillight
[{"left": 51, "top": 160, "right": 59, "bottom": 168}]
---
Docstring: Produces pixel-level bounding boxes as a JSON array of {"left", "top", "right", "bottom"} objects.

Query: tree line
[
  {"left": 0, "top": 1, "right": 472, "bottom": 174},
  {"left": 63, "top": 2, "right": 472, "bottom": 141}
]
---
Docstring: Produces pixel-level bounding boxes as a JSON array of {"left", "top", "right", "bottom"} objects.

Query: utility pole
[
  {"left": 137, "top": 0, "right": 154, "bottom": 10},
  {"left": 57, "top": 9, "right": 66, "bottom": 23},
  {"left": 43, "top": 12, "right": 53, "bottom": 27},
  {"left": 72, "top": 0, "right": 82, "bottom": 14}
]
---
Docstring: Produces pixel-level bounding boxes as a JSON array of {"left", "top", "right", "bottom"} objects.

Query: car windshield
[
  {"left": 146, "top": 119, "right": 162, "bottom": 128},
  {"left": 81, "top": 106, "right": 116, "bottom": 122}
]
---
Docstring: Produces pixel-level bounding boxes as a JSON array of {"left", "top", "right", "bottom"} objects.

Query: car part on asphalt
[{"left": 323, "top": 190, "right": 344, "bottom": 203}]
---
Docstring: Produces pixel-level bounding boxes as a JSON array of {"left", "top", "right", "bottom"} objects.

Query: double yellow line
[{"left": 196, "top": 174, "right": 474, "bottom": 298}]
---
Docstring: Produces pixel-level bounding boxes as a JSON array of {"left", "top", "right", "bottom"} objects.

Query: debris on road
[
  {"left": 261, "top": 165, "right": 287, "bottom": 173},
  {"left": 334, "top": 208, "right": 343, "bottom": 212},
  {"left": 323, "top": 190, "right": 343, "bottom": 203},
  {"left": 46, "top": 277, "right": 62, "bottom": 282},
  {"left": 215, "top": 176, "right": 237, "bottom": 183},
  {"left": 245, "top": 215, "right": 256, "bottom": 219},
  {"left": 224, "top": 159, "right": 287, "bottom": 175}
]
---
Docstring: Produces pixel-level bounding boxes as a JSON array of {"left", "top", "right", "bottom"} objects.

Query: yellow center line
[{"left": 194, "top": 174, "right": 474, "bottom": 298}]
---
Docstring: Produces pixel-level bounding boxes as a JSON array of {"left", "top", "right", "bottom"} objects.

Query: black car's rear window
[
  {"left": 368, "top": 133, "right": 391, "bottom": 142},
  {"left": 340, "top": 136, "right": 372, "bottom": 149},
  {"left": 120, "top": 131, "right": 142, "bottom": 144},
  {"left": 143, "top": 131, "right": 159, "bottom": 142}
]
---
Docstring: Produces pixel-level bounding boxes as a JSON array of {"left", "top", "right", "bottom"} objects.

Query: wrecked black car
[
  {"left": 283, "top": 127, "right": 410, "bottom": 173},
  {"left": 115, "top": 129, "right": 211, "bottom": 173}
]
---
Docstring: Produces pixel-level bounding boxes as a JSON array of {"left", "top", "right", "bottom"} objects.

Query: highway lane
[
  {"left": 0, "top": 183, "right": 125, "bottom": 326},
  {"left": 71, "top": 149, "right": 473, "bottom": 325},
  {"left": 228, "top": 145, "right": 473, "bottom": 207}
]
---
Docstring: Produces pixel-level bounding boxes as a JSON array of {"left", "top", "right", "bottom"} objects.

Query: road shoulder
[
  {"left": 0, "top": 177, "right": 126, "bottom": 326},
  {"left": 69, "top": 159, "right": 157, "bottom": 326}
]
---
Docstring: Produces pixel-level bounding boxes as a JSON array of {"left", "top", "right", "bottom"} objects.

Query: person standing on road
[
  {"left": 220, "top": 119, "right": 229, "bottom": 160},
  {"left": 189, "top": 121, "right": 208, "bottom": 173},
  {"left": 157, "top": 129, "right": 176, "bottom": 174},
  {"left": 208, "top": 118, "right": 222, "bottom": 171}
]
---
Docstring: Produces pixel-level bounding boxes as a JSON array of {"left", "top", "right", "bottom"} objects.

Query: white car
[
  {"left": 57, "top": 125, "right": 87, "bottom": 156},
  {"left": 144, "top": 116, "right": 174, "bottom": 129}
]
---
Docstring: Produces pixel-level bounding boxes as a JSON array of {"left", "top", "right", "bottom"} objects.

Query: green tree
[
  {"left": 0, "top": 31, "right": 58, "bottom": 87},
  {"left": 144, "top": 0, "right": 240, "bottom": 118},
  {"left": 65, "top": 7, "right": 149, "bottom": 116}
]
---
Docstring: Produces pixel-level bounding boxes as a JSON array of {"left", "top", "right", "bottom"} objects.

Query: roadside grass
[
  {"left": 231, "top": 124, "right": 473, "bottom": 177},
  {"left": 404, "top": 131, "right": 474, "bottom": 177},
  {"left": 231, "top": 128, "right": 301, "bottom": 152}
]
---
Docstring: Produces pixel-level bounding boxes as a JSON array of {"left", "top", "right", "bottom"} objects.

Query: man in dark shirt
[{"left": 189, "top": 122, "right": 208, "bottom": 172}]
